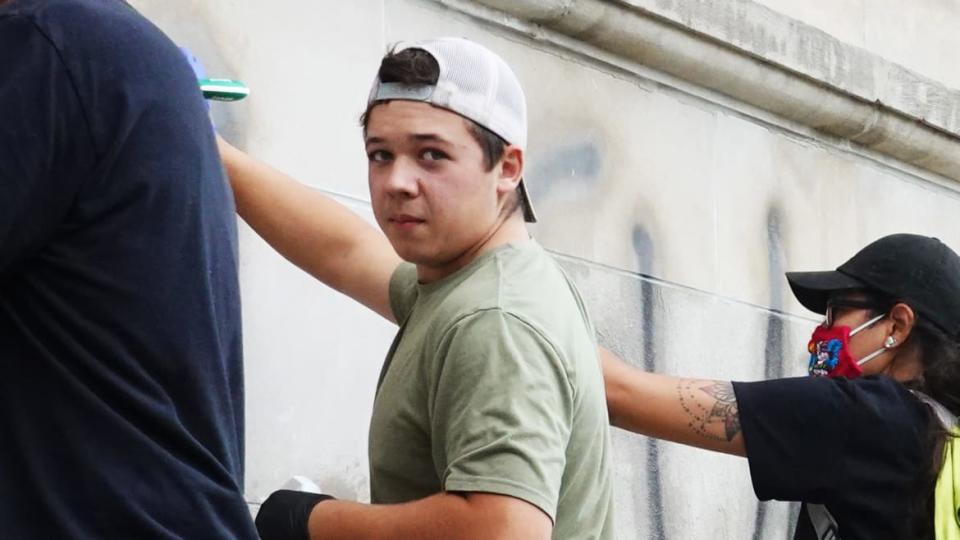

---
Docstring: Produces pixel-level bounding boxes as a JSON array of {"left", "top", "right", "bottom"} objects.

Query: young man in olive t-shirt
[{"left": 220, "top": 37, "right": 614, "bottom": 539}]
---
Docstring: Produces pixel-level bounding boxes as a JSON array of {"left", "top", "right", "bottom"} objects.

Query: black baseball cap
[{"left": 786, "top": 234, "right": 960, "bottom": 339}]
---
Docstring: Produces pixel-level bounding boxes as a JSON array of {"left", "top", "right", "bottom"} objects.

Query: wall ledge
[{"left": 435, "top": 0, "right": 960, "bottom": 184}]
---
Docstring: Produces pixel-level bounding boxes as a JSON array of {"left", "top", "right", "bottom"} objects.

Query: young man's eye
[
  {"left": 420, "top": 149, "right": 448, "bottom": 161},
  {"left": 367, "top": 150, "right": 392, "bottom": 162}
]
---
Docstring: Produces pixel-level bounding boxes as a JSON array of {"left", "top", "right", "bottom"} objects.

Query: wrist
[
  {"left": 306, "top": 497, "right": 334, "bottom": 539},
  {"left": 256, "top": 489, "right": 334, "bottom": 540}
]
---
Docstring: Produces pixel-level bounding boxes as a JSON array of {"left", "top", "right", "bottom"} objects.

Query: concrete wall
[
  {"left": 130, "top": 0, "right": 960, "bottom": 538},
  {"left": 754, "top": 0, "right": 960, "bottom": 90}
]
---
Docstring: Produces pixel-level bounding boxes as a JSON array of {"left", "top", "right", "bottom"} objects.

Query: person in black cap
[{"left": 601, "top": 233, "right": 960, "bottom": 539}]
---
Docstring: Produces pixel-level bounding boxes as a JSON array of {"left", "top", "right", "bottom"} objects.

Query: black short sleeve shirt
[{"left": 733, "top": 376, "right": 930, "bottom": 540}]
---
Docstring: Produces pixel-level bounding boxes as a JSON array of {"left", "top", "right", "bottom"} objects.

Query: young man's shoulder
[
  {"left": 393, "top": 240, "right": 598, "bottom": 370},
  {"left": 437, "top": 241, "right": 590, "bottom": 331},
  {"left": 441, "top": 242, "right": 599, "bottom": 371}
]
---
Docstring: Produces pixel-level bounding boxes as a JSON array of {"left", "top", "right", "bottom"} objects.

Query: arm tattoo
[{"left": 677, "top": 380, "right": 742, "bottom": 442}]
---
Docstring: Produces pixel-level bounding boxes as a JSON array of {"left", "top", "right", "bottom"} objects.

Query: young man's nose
[{"left": 383, "top": 157, "right": 421, "bottom": 196}]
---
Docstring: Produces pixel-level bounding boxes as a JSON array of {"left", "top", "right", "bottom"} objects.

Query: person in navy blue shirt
[{"left": 0, "top": 0, "right": 256, "bottom": 537}]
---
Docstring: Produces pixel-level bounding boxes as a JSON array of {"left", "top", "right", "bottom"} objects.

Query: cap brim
[
  {"left": 785, "top": 270, "right": 867, "bottom": 315},
  {"left": 518, "top": 179, "right": 537, "bottom": 223}
]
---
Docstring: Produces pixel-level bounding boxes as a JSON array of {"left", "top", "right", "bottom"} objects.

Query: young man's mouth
[{"left": 389, "top": 215, "right": 426, "bottom": 230}]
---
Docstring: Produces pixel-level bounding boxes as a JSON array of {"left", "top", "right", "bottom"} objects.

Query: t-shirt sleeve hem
[
  {"left": 388, "top": 262, "right": 417, "bottom": 323},
  {"left": 732, "top": 379, "right": 783, "bottom": 501},
  {"left": 444, "top": 476, "right": 557, "bottom": 523}
]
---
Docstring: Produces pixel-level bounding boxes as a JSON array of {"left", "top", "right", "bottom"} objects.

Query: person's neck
[
  {"left": 416, "top": 215, "right": 528, "bottom": 284},
  {"left": 884, "top": 350, "right": 924, "bottom": 383}
]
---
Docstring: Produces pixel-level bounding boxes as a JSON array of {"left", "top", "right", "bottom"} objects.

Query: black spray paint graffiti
[
  {"left": 534, "top": 137, "right": 803, "bottom": 537},
  {"left": 628, "top": 210, "right": 801, "bottom": 539},
  {"left": 523, "top": 140, "right": 603, "bottom": 211},
  {"left": 751, "top": 207, "right": 801, "bottom": 539},
  {"left": 632, "top": 226, "right": 668, "bottom": 540}
]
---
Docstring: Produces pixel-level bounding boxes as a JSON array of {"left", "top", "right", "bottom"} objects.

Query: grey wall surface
[
  {"left": 130, "top": 0, "right": 960, "bottom": 537},
  {"left": 754, "top": 0, "right": 960, "bottom": 89}
]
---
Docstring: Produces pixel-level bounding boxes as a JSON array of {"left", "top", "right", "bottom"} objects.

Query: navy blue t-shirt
[
  {"left": 0, "top": 0, "right": 256, "bottom": 537},
  {"left": 734, "top": 376, "right": 931, "bottom": 540}
]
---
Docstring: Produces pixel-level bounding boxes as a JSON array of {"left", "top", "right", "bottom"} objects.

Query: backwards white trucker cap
[{"left": 367, "top": 37, "right": 537, "bottom": 223}]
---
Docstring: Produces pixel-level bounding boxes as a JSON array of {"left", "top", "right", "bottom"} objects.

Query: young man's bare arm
[
  {"left": 254, "top": 491, "right": 549, "bottom": 540},
  {"left": 306, "top": 492, "right": 550, "bottom": 540},
  {"left": 601, "top": 348, "right": 746, "bottom": 457},
  {"left": 218, "top": 137, "right": 401, "bottom": 322}
]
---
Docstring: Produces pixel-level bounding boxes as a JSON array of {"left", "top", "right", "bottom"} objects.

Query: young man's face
[{"left": 365, "top": 100, "right": 516, "bottom": 274}]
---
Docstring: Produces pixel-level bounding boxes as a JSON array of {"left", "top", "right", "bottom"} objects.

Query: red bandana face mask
[{"left": 807, "top": 314, "right": 888, "bottom": 378}]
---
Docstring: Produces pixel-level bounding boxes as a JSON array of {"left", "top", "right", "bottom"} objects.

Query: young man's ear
[{"left": 495, "top": 146, "right": 524, "bottom": 194}]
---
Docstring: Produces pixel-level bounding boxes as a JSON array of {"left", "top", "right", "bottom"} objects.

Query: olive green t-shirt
[{"left": 368, "top": 240, "right": 615, "bottom": 539}]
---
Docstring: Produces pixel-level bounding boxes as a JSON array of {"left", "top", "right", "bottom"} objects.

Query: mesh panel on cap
[
  {"left": 415, "top": 37, "right": 527, "bottom": 149},
  {"left": 492, "top": 52, "right": 527, "bottom": 147},
  {"left": 427, "top": 39, "right": 496, "bottom": 123}
]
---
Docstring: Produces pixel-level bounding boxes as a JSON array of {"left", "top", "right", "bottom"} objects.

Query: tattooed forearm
[{"left": 677, "top": 380, "right": 742, "bottom": 442}]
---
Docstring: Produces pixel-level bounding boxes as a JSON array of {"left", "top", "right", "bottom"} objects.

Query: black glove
[{"left": 255, "top": 489, "right": 334, "bottom": 540}]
